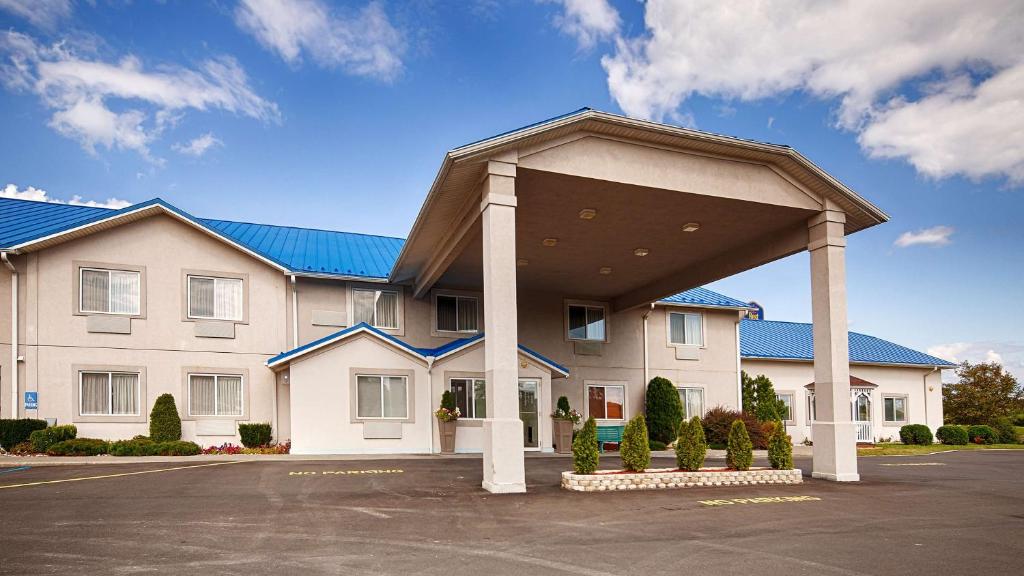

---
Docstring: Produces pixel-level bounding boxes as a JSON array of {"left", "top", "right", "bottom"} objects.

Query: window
[
  {"left": 356, "top": 375, "right": 408, "bottom": 419},
  {"left": 450, "top": 378, "right": 486, "bottom": 419},
  {"left": 188, "top": 276, "right": 243, "bottom": 321},
  {"left": 188, "top": 374, "right": 243, "bottom": 416},
  {"left": 353, "top": 288, "right": 399, "bottom": 329},
  {"left": 668, "top": 312, "right": 703, "bottom": 346},
  {"left": 776, "top": 392, "right": 795, "bottom": 423},
  {"left": 436, "top": 294, "right": 478, "bottom": 333},
  {"left": 883, "top": 396, "right": 907, "bottom": 423},
  {"left": 80, "top": 268, "right": 140, "bottom": 315},
  {"left": 807, "top": 393, "right": 816, "bottom": 424},
  {"left": 588, "top": 384, "right": 624, "bottom": 420},
  {"left": 568, "top": 304, "right": 606, "bottom": 341},
  {"left": 80, "top": 371, "right": 139, "bottom": 416},
  {"left": 678, "top": 387, "right": 704, "bottom": 420}
]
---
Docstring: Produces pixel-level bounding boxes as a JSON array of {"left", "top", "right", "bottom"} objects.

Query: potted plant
[
  {"left": 552, "top": 396, "right": 581, "bottom": 454},
  {"left": 436, "top": 390, "right": 461, "bottom": 454}
]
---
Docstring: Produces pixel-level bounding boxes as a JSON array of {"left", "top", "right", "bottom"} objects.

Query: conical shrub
[
  {"left": 645, "top": 376, "right": 683, "bottom": 444},
  {"left": 620, "top": 414, "right": 651, "bottom": 472},
  {"left": 675, "top": 416, "right": 707, "bottom": 471},
  {"left": 149, "top": 393, "right": 181, "bottom": 442},
  {"left": 572, "top": 417, "right": 599, "bottom": 474},
  {"left": 768, "top": 419, "right": 793, "bottom": 469},
  {"left": 726, "top": 419, "right": 753, "bottom": 471}
]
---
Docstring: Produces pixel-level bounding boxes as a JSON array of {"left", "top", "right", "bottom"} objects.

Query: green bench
[{"left": 596, "top": 425, "right": 625, "bottom": 452}]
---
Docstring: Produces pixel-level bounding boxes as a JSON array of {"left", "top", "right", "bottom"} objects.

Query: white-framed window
[
  {"left": 80, "top": 268, "right": 140, "bottom": 315},
  {"left": 356, "top": 375, "right": 408, "bottom": 419},
  {"left": 188, "top": 275, "right": 243, "bottom": 321},
  {"left": 353, "top": 288, "right": 399, "bottom": 329},
  {"left": 188, "top": 374, "right": 243, "bottom": 416},
  {"left": 776, "top": 392, "right": 795, "bottom": 424},
  {"left": 807, "top": 392, "right": 816, "bottom": 424},
  {"left": 80, "top": 371, "right": 140, "bottom": 416},
  {"left": 587, "top": 384, "right": 625, "bottom": 420},
  {"left": 435, "top": 294, "right": 479, "bottom": 333},
  {"left": 567, "top": 303, "right": 606, "bottom": 341},
  {"left": 668, "top": 312, "right": 703, "bottom": 346},
  {"left": 677, "top": 387, "right": 705, "bottom": 420},
  {"left": 883, "top": 395, "right": 907, "bottom": 423},
  {"left": 450, "top": 378, "right": 486, "bottom": 419}
]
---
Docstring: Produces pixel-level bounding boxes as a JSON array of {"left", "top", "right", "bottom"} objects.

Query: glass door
[{"left": 519, "top": 379, "right": 539, "bottom": 449}]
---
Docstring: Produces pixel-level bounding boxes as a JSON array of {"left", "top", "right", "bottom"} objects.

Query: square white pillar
[
  {"left": 480, "top": 161, "right": 526, "bottom": 494},
  {"left": 808, "top": 210, "right": 859, "bottom": 482}
]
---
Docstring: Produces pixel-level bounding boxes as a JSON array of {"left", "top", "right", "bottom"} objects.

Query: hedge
[
  {"left": 149, "top": 394, "right": 181, "bottom": 442},
  {"left": 620, "top": 414, "right": 651, "bottom": 472},
  {"left": 0, "top": 419, "right": 47, "bottom": 450},
  {"left": 239, "top": 423, "right": 273, "bottom": 448},
  {"left": 726, "top": 419, "right": 753, "bottom": 471},
  {"left": 573, "top": 417, "right": 599, "bottom": 474},
  {"left": 899, "top": 424, "right": 933, "bottom": 445},
  {"left": 47, "top": 438, "right": 109, "bottom": 456},
  {"left": 675, "top": 416, "right": 707, "bottom": 471},
  {"left": 768, "top": 420, "right": 793, "bottom": 469},
  {"left": 109, "top": 437, "right": 201, "bottom": 456},
  {"left": 645, "top": 377, "right": 683, "bottom": 445},
  {"left": 989, "top": 417, "right": 1018, "bottom": 444},
  {"left": 967, "top": 424, "right": 997, "bottom": 445},
  {"left": 29, "top": 424, "right": 77, "bottom": 453},
  {"left": 936, "top": 425, "right": 968, "bottom": 445}
]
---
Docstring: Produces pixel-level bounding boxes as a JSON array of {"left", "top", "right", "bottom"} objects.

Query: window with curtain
[
  {"left": 80, "top": 268, "right": 140, "bottom": 315},
  {"left": 677, "top": 387, "right": 705, "bottom": 420},
  {"left": 435, "top": 295, "right": 479, "bottom": 333},
  {"left": 353, "top": 288, "right": 399, "bottom": 329},
  {"left": 449, "top": 378, "right": 486, "bottom": 418},
  {"left": 588, "top": 384, "right": 624, "bottom": 420},
  {"left": 188, "top": 374, "right": 243, "bottom": 416},
  {"left": 80, "top": 371, "right": 139, "bottom": 416},
  {"left": 883, "top": 396, "right": 907, "bottom": 422},
  {"left": 568, "top": 304, "right": 606, "bottom": 341},
  {"left": 669, "top": 312, "right": 703, "bottom": 346},
  {"left": 356, "top": 375, "right": 408, "bottom": 419},
  {"left": 776, "top": 392, "right": 794, "bottom": 423},
  {"left": 188, "top": 276, "right": 243, "bottom": 321}
]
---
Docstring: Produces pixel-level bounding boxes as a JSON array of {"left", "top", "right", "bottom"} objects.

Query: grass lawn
[{"left": 859, "top": 443, "right": 1024, "bottom": 456}]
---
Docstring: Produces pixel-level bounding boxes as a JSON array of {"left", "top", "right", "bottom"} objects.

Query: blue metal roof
[
  {"left": 0, "top": 197, "right": 115, "bottom": 247},
  {"left": 658, "top": 287, "right": 752, "bottom": 309},
  {"left": 740, "top": 319, "right": 955, "bottom": 367}
]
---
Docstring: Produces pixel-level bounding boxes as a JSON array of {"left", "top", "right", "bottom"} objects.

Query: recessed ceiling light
[
  {"left": 578, "top": 208, "right": 597, "bottom": 220},
  {"left": 599, "top": 266, "right": 612, "bottom": 275},
  {"left": 542, "top": 238, "right": 558, "bottom": 247},
  {"left": 633, "top": 248, "right": 649, "bottom": 257},
  {"left": 682, "top": 222, "right": 701, "bottom": 232},
  {"left": 517, "top": 258, "right": 529, "bottom": 266}
]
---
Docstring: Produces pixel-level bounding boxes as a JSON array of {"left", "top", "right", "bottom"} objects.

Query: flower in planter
[
  {"left": 551, "top": 407, "right": 582, "bottom": 425},
  {"left": 435, "top": 406, "right": 461, "bottom": 422}
]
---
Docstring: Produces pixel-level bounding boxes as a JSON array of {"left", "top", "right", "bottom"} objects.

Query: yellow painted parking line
[
  {"left": 0, "top": 460, "right": 245, "bottom": 490},
  {"left": 879, "top": 462, "right": 946, "bottom": 466},
  {"left": 288, "top": 469, "right": 404, "bottom": 476},
  {"left": 700, "top": 495, "right": 821, "bottom": 506}
]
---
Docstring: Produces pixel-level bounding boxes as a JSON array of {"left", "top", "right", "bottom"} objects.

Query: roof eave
[{"left": 741, "top": 355, "right": 956, "bottom": 369}]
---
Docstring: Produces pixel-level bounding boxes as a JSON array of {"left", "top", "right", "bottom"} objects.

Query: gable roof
[
  {"left": 740, "top": 319, "right": 955, "bottom": 368},
  {"left": 657, "top": 287, "right": 751, "bottom": 310}
]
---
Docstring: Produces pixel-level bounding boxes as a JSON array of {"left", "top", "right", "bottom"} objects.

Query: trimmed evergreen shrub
[
  {"left": 675, "top": 416, "right": 707, "bottom": 471},
  {"left": 152, "top": 440, "right": 201, "bottom": 456},
  {"left": 46, "top": 438, "right": 109, "bottom": 456},
  {"left": 572, "top": 417, "right": 599, "bottom": 474},
  {"left": 0, "top": 418, "right": 47, "bottom": 450},
  {"left": 440, "top": 390, "right": 456, "bottom": 412},
  {"left": 936, "top": 425, "right": 969, "bottom": 445},
  {"left": 649, "top": 439, "right": 667, "bottom": 451},
  {"left": 768, "top": 420, "right": 793, "bottom": 469},
  {"left": 109, "top": 437, "right": 201, "bottom": 456},
  {"left": 556, "top": 396, "right": 571, "bottom": 414},
  {"left": 967, "top": 424, "right": 997, "bottom": 444},
  {"left": 620, "top": 414, "right": 651, "bottom": 472},
  {"left": 702, "top": 406, "right": 767, "bottom": 448},
  {"left": 239, "top": 423, "right": 273, "bottom": 448},
  {"left": 726, "top": 420, "right": 753, "bottom": 471},
  {"left": 149, "top": 394, "right": 181, "bottom": 442},
  {"left": 899, "top": 424, "right": 933, "bottom": 445},
  {"left": 29, "top": 424, "right": 77, "bottom": 453},
  {"left": 989, "top": 417, "right": 1018, "bottom": 444},
  {"left": 645, "top": 377, "right": 683, "bottom": 445}
]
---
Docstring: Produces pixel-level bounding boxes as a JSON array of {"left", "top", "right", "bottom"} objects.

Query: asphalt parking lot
[{"left": 1, "top": 451, "right": 1022, "bottom": 575}]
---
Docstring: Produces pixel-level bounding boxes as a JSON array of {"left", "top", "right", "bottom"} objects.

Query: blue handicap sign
[{"left": 24, "top": 392, "right": 38, "bottom": 410}]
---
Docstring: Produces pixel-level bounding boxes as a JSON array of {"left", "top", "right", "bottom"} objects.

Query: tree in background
[
  {"left": 943, "top": 362, "right": 1022, "bottom": 424},
  {"left": 645, "top": 376, "right": 683, "bottom": 444},
  {"left": 741, "top": 371, "right": 757, "bottom": 413},
  {"left": 741, "top": 370, "right": 787, "bottom": 422}
]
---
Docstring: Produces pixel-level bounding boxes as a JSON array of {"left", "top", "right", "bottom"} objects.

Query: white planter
[{"left": 561, "top": 467, "right": 802, "bottom": 492}]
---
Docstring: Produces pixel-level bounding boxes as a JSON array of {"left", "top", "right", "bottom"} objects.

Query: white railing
[{"left": 855, "top": 423, "right": 872, "bottom": 443}]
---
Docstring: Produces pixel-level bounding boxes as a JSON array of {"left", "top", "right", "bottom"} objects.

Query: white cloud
[
  {"left": 894, "top": 225, "right": 954, "bottom": 248},
  {"left": 0, "top": 0, "right": 72, "bottom": 30},
  {"left": 1, "top": 183, "right": 131, "bottom": 209},
  {"left": 547, "top": 0, "right": 621, "bottom": 50},
  {"left": 173, "top": 132, "right": 223, "bottom": 157},
  {"left": 928, "top": 341, "right": 1024, "bottom": 382},
  {"left": 600, "top": 0, "right": 1024, "bottom": 185},
  {"left": 234, "top": 0, "right": 404, "bottom": 80},
  {"left": 0, "top": 31, "right": 279, "bottom": 161}
]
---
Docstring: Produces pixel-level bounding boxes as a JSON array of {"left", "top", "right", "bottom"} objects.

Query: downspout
[
  {"left": 426, "top": 356, "right": 436, "bottom": 454},
  {"left": 290, "top": 275, "right": 298, "bottom": 349},
  {"left": 641, "top": 303, "right": 654, "bottom": 385},
  {"left": 2, "top": 253, "right": 17, "bottom": 419}
]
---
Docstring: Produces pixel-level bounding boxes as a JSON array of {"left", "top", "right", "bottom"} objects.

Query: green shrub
[
  {"left": 440, "top": 390, "right": 456, "bottom": 412},
  {"left": 46, "top": 438, "right": 109, "bottom": 456},
  {"left": 620, "top": 414, "right": 651, "bottom": 472},
  {"left": 649, "top": 439, "right": 667, "bottom": 451},
  {"left": 768, "top": 420, "right": 793, "bottom": 469},
  {"left": 109, "top": 437, "right": 156, "bottom": 456},
  {"left": 29, "top": 424, "right": 77, "bottom": 453},
  {"left": 702, "top": 406, "right": 767, "bottom": 448},
  {"left": 9, "top": 441, "right": 36, "bottom": 455},
  {"left": 572, "top": 417, "right": 599, "bottom": 474},
  {"left": 967, "top": 424, "right": 997, "bottom": 444},
  {"left": 989, "top": 417, "right": 1018, "bottom": 444},
  {"left": 149, "top": 394, "right": 181, "bottom": 442},
  {"left": 239, "top": 423, "right": 273, "bottom": 448},
  {"left": 752, "top": 374, "right": 785, "bottom": 422},
  {"left": 645, "top": 377, "right": 683, "bottom": 445},
  {"left": 0, "top": 419, "right": 47, "bottom": 450},
  {"left": 936, "top": 425, "right": 968, "bottom": 445},
  {"left": 899, "top": 424, "right": 933, "bottom": 445},
  {"left": 726, "top": 420, "right": 753, "bottom": 471},
  {"left": 151, "top": 440, "right": 201, "bottom": 456},
  {"left": 556, "top": 396, "right": 571, "bottom": 414},
  {"left": 1013, "top": 413, "right": 1024, "bottom": 427},
  {"left": 675, "top": 416, "right": 707, "bottom": 471}
]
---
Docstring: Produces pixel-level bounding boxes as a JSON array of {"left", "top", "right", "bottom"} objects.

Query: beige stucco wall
[{"left": 741, "top": 359, "right": 946, "bottom": 444}]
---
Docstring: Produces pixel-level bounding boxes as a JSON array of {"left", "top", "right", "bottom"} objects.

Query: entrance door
[
  {"left": 519, "top": 379, "right": 540, "bottom": 450},
  {"left": 852, "top": 389, "right": 872, "bottom": 442}
]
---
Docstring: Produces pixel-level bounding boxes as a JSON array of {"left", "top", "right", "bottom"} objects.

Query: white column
[
  {"left": 808, "top": 210, "right": 859, "bottom": 482},
  {"left": 480, "top": 160, "right": 526, "bottom": 493}
]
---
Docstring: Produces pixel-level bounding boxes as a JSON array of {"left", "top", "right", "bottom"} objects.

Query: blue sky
[{"left": 1, "top": 1, "right": 1022, "bottom": 379}]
